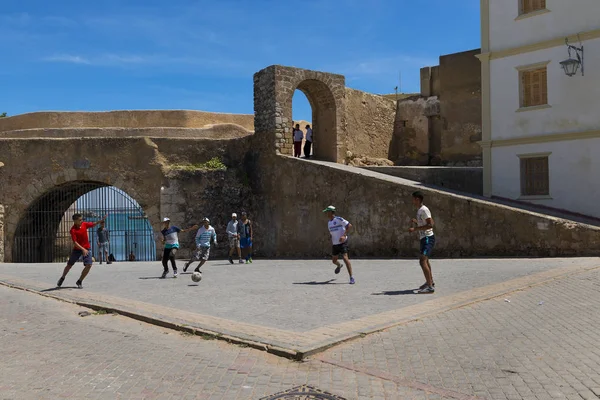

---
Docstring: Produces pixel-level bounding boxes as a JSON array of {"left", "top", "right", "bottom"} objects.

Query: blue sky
[{"left": 1, "top": 0, "right": 480, "bottom": 122}]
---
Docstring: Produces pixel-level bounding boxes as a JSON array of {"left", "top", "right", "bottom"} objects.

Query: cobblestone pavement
[
  {"left": 2, "top": 261, "right": 600, "bottom": 399},
  {"left": 1, "top": 259, "right": 593, "bottom": 332},
  {"left": 0, "top": 259, "right": 598, "bottom": 359},
  {"left": 0, "top": 285, "right": 450, "bottom": 400},
  {"left": 317, "top": 268, "right": 600, "bottom": 400}
]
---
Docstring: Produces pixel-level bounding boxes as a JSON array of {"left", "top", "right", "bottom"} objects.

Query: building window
[
  {"left": 520, "top": 67, "right": 548, "bottom": 108},
  {"left": 520, "top": 0, "right": 546, "bottom": 15},
  {"left": 520, "top": 155, "right": 549, "bottom": 196}
]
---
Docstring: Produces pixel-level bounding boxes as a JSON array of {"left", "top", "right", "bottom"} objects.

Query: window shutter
[
  {"left": 540, "top": 69, "right": 548, "bottom": 104},
  {"left": 522, "top": 72, "right": 531, "bottom": 107}
]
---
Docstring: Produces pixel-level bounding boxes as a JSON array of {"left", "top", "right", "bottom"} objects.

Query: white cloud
[
  {"left": 332, "top": 55, "right": 438, "bottom": 77},
  {"left": 40, "top": 53, "right": 249, "bottom": 74},
  {"left": 43, "top": 54, "right": 91, "bottom": 64}
]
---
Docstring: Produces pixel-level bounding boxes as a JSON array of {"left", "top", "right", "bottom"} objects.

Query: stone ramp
[
  {"left": 282, "top": 157, "right": 600, "bottom": 257},
  {"left": 362, "top": 163, "right": 600, "bottom": 227}
]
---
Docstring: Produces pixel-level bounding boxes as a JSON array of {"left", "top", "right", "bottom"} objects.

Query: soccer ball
[{"left": 191, "top": 271, "right": 202, "bottom": 282}]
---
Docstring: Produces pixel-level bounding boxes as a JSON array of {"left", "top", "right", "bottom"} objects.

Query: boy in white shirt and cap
[
  {"left": 323, "top": 205, "right": 355, "bottom": 284},
  {"left": 184, "top": 217, "right": 217, "bottom": 273}
]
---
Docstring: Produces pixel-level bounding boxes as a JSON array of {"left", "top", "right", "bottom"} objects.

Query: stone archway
[
  {"left": 0, "top": 137, "right": 164, "bottom": 262},
  {"left": 12, "top": 181, "right": 157, "bottom": 263},
  {"left": 253, "top": 65, "right": 346, "bottom": 162}
]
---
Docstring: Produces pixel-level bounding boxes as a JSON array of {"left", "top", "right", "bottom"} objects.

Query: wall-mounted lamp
[{"left": 559, "top": 38, "right": 584, "bottom": 77}]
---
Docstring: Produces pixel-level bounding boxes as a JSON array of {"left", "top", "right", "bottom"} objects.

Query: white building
[{"left": 478, "top": 0, "right": 600, "bottom": 218}]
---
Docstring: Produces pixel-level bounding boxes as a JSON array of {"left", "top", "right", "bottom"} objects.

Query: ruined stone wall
[
  {"left": 0, "top": 110, "right": 255, "bottom": 132},
  {"left": 438, "top": 49, "right": 482, "bottom": 166},
  {"left": 344, "top": 88, "right": 396, "bottom": 160},
  {"left": 250, "top": 157, "right": 600, "bottom": 258},
  {"left": 389, "top": 96, "right": 433, "bottom": 165},
  {"left": 393, "top": 49, "right": 482, "bottom": 167}
]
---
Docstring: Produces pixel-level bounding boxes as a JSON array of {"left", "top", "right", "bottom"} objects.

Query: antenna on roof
[{"left": 399, "top": 71, "right": 402, "bottom": 94}]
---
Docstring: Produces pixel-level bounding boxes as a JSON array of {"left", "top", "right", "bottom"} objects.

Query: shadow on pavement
[
  {"left": 138, "top": 276, "right": 165, "bottom": 280},
  {"left": 292, "top": 279, "right": 342, "bottom": 285},
  {"left": 41, "top": 286, "right": 78, "bottom": 292},
  {"left": 372, "top": 289, "right": 417, "bottom": 296}
]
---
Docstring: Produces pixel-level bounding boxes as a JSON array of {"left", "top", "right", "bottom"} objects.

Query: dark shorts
[
  {"left": 420, "top": 235, "right": 436, "bottom": 257},
  {"left": 68, "top": 249, "right": 93, "bottom": 266},
  {"left": 240, "top": 237, "right": 252, "bottom": 249},
  {"left": 332, "top": 242, "right": 349, "bottom": 257}
]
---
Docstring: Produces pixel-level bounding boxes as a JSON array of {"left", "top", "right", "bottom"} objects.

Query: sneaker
[
  {"left": 57, "top": 277, "right": 65, "bottom": 287},
  {"left": 248, "top": 258, "right": 253, "bottom": 264},
  {"left": 183, "top": 262, "right": 191, "bottom": 272},
  {"left": 107, "top": 261, "right": 112, "bottom": 265},
  {"left": 416, "top": 286, "right": 435, "bottom": 294},
  {"left": 418, "top": 282, "right": 436, "bottom": 290},
  {"left": 160, "top": 271, "right": 168, "bottom": 279},
  {"left": 99, "top": 261, "right": 103, "bottom": 265},
  {"left": 193, "top": 268, "right": 201, "bottom": 273},
  {"left": 239, "top": 259, "right": 244, "bottom": 264},
  {"left": 76, "top": 280, "right": 83, "bottom": 289},
  {"left": 349, "top": 277, "right": 355, "bottom": 285},
  {"left": 245, "top": 260, "right": 250, "bottom": 264},
  {"left": 229, "top": 258, "right": 233, "bottom": 264},
  {"left": 173, "top": 270, "right": 178, "bottom": 278},
  {"left": 334, "top": 262, "right": 342, "bottom": 274}
]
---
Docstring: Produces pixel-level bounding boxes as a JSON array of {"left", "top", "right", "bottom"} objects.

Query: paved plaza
[
  {"left": 1, "top": 258, "right": 600, "bottom": 399},
  {"left": 1, "top": 258, "right": 598, "bottom": 358}
]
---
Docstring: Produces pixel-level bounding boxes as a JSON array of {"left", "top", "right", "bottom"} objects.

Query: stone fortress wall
[
  {"left": 0, "top": 110, "right": 255, "bottom": 132},
  {"left": 1, "top": 62, "right": 598, "bottom": 263}
]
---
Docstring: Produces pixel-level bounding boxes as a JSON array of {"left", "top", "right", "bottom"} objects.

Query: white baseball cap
[
  {"left": 232, "top": 213, "right": 237, "bottom": 218},
  {"left": 163, "top": 217, "right": 170, "bottom": 222},
  {"left": 202, "top": 217, "right": 210, "bottom": 223}
]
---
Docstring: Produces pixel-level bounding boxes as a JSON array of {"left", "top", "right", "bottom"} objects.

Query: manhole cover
[{"left": 260, "top": 385, "right": 347, "bottom": 400}]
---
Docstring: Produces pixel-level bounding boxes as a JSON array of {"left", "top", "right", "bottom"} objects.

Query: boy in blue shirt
[{"left": 160, "top": 217, "right": 198, "bottom": 278}]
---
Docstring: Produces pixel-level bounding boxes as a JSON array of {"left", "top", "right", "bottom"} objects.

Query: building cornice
[
  {"left": 480, "top": 128, "right": 600, "bottom": 148},
  {"left": 479, "top": 28, "right": 600, "bottom": 60}
]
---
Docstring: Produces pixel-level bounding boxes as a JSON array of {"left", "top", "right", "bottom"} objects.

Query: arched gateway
[
  {"left": 253, "top": 65, "right": 346, "bottom": 162},
  {"left": 13, "top": 182, "right": 156, "bottom": 263}
]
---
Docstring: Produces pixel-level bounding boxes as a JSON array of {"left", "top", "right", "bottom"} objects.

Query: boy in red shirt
[{"left": 57, "top": 213, "right": 107, "bottom": 289}]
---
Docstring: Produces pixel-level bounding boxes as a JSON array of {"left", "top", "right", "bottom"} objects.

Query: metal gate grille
[{"left": 13, "top": 183, "right": 156, "bottom": 263}]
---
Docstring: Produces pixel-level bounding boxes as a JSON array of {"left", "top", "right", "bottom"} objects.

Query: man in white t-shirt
[
  {"left": 323, "top": 205, "right": 355, "bottom": 284},
  {"left": 303, "top": 124, "right": 313, "bottom": 159},
  {"left": 408, "top": 191, "right": 435, "bottom": 294}
]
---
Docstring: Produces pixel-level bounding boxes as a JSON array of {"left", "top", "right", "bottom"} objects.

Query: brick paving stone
[
  {"left": 1, "top": 258, "right": 595, "bottom": 333},
  {"left": 316, "top": 268, "right": 600, "bottom": 400},
  {"left": 1, "top": 285, "right": 455, "bottom": 400}
]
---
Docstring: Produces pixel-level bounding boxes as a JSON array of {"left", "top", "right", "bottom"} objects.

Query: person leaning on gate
[{"left": 97, "top": 220, "right": 111, "bottom": 265}]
